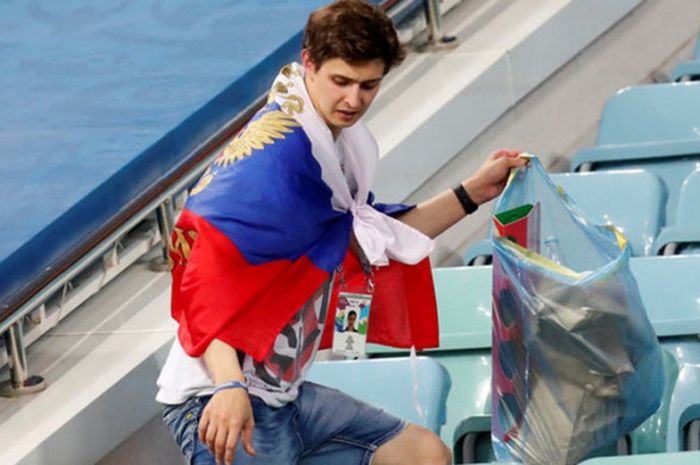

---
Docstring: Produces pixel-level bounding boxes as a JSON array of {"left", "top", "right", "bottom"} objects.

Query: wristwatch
[{"left": 453, "top": 183, "right": 479, "bottom": 215}]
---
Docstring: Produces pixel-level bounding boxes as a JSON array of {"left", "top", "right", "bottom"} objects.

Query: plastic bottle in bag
[{"left": 543, "top": 236, "right": 562, "bottom": 264}]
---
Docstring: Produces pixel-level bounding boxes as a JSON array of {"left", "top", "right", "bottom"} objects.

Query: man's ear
[{"left": 301, "top": 49, "right": 316, "bottom": 75}]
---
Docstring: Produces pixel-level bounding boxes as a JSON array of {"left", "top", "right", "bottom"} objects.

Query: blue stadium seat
[
  {"left": 627, "top": 256, "right": 700, "bottom": 453},
  {"left": 670, "top": 60, "right": 700, "bottom": 82},
  {"left": 654, "top": 168, "right": 700, "bottom": 254},
  {"left": 571, "top": 82, "right": 700, "bottom": 227},
  {"left": 463, "top": 239, "right": 493, "bottom": 266},
  {"left": 670, "top": 31, "right": 700, "bottom": 82},
  {"left": 306, "top": 356, "right": 451, "bottom": 435},
  {"left": 632, "top": 256, "right": 700, "bottom": 338},
  {"left": 552, "top": 170, "right": 666, "bottom": 256},
  {"left": 462, "top": 170, "right": 666, "bottom": 265}
]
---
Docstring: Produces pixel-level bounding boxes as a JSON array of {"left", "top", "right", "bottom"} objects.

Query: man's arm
[
  {"left": 199, "top": 339, "right": 256, "bottom": 465},
  {"left": 397, "top": 149, "right": 526, "bottom": 238}
]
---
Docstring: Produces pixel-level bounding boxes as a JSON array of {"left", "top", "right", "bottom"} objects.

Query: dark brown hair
[{"left": 303, "top": 0, "right": 405, "bottom": 74}]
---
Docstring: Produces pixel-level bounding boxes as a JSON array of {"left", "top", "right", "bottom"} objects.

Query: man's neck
[{"left": 304, "top": 75, "right": 341, "bottom": 140}]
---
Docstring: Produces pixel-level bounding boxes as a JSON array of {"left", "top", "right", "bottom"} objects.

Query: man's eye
[
  {"left": 333, "top": 78, "right": 349, "bottom": 86},
  {"left": 361, "top": 82, "right": 379, "bottom": 90}
]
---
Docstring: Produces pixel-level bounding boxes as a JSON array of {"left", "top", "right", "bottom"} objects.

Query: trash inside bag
[{"left": 490, "top": 156, "right": 663, "bottom": 465}]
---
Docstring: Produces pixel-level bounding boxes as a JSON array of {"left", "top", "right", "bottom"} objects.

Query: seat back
[
  {"left": 676, "top": 169, "right": 700, "bottom": 228},
  {"left": 655, "top": 169, "right": 700, "bottom": 253},
  {"left": 671, "top": 60, "right": 700, "bottom": 82},
  {"left": 671, "top": 31, "right": 700, "bottom": 81},
  {"left": 631, "top": 255, "right": 700, "bottom": 337},
  {"left": 554, "top": 170, "right": 665, "bottom": 256},
  {"left": 429, "top": 266, "right": 492, "bottom": 351},
  {"left": 571, "top": 83, "right": 700, "bottom": 224},
  {"left": 463, "top": 239, "right": 493, "bottom": 266},
  {"left": 595, "top": 83, "right": 700, "bottom": 148},
  {"left": 306, "top": 356, "right": 451, "bottom": 435}
]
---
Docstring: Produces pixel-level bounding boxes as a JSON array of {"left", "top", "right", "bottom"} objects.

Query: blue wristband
[{"left": 212, "top": 380, "right": 248, "bottom": 395}]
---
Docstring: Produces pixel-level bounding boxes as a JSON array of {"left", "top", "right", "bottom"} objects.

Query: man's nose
[{"left": 344, "top": 85, "right": 361, "bottom": 108}]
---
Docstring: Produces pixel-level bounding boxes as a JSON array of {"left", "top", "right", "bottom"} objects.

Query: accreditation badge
[{"left": 332, "top": 265, "right": 374, "bottom": 358}]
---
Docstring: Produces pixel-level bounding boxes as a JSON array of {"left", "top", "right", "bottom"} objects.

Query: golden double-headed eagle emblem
[
  {"left": 189, "top": 109, "right": 300, "bottom": 196},
  {"left": 215, "top": 110, "right": 300, "bottom": 166}
]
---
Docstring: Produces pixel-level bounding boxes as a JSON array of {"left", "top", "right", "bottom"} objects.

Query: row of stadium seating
[{"left": 309, "top": 28, "right": 700, "bottom": 465}]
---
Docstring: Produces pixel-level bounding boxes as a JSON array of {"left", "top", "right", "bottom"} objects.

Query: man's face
[{"left": 302, "top": 50, "right": 384, "bottom": 137}]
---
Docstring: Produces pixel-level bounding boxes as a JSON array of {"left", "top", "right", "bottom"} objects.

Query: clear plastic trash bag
[{"left": 490, "top": 156, "right": 663, "bottom": 465}]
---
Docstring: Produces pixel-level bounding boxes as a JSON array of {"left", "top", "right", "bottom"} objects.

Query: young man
[{"left": 157, "top": 1, "right": 526, "bottom": 464}]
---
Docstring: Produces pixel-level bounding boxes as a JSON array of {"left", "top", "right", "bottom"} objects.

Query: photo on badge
[{"left": 332, "top": 292, "right": 372, "bottom": 357}]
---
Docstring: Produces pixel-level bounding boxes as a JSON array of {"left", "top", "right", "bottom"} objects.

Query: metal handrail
[{"left": 417, "top": 0, "right": 457, "bottom": 51}]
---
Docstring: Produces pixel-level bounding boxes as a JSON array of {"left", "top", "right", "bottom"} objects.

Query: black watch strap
[{"left": 453, "top": 183, "right": 479, "bottom": 215}]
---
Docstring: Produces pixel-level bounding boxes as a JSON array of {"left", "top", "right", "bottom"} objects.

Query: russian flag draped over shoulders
[{"left": 169, "top": 63, "right": 439, "bottom": 361}]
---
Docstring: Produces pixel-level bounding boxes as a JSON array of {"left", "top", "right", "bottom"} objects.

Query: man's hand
[
  {"left": 463, "top": 149, "right": 526, "bottom": 205},
  {"left": 198, "top": 387, "right": 256, "bottom": 465},
  {"left": 395, "top": 148, "right": 526, "bottom": 238}
]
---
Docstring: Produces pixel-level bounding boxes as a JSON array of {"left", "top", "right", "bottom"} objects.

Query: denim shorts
[{"left": 162, "top": 381, "right": 407, "bottom": 465}]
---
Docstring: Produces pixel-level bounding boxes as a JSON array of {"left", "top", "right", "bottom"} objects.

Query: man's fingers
[
  {"left": 223, "top": 429, "right": 239, "bottom": 465},
  {"left": 242, "top": 420, "right": 257, "bottom": 456},
  {"left": 197, "top": 416, "right": 207, "bottom": 442},
  {"left": 492, "top": 148, "right": 521, "bottom": 159},
  {"left": 508, "top": 156, "right": 528, "bottom": 167},
  {"left": 204, "top": 421, "right": 218, "bottom": 457},
  {"left": 495, "top": 153, "right": 527, "bottom": 171},
  {"left": 513, "top": 153, "right": 529, "bottom": 165},
  {"left": 215, "top": 426, "right": 236, "bottom": 465},
  {"left": 198, "top": 413, "right": 211, "bottom": 444}
]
